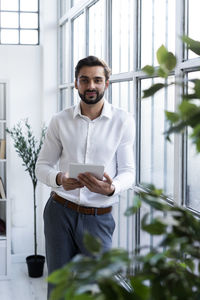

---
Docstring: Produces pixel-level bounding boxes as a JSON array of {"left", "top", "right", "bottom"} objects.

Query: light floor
[{"left": 0, "top": 263, "right": 48, "bottom": 300}]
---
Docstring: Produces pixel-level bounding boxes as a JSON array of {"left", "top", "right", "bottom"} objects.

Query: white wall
[
  {"left": 0, "top": 0, "right": 57, "bottom": 261},
  {"left": 37, "top": 0, "right": 58, "bottom": 258}
]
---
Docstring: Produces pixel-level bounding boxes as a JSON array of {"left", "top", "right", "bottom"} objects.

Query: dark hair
[{"left": 75, "top": 56, "right": 111, "bottom": 81}]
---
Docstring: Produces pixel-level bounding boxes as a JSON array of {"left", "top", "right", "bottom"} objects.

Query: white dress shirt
[{"left": 35, "top": 100, "right": 135, "bottom": 207}]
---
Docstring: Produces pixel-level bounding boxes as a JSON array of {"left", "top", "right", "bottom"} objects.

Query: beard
[{"left": 78, "top": 89, "right": 105, "bottom": 105}]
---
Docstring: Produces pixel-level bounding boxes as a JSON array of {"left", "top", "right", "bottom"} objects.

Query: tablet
[{"left": 69, "top": 163, "right": 104, "bottom": 180}]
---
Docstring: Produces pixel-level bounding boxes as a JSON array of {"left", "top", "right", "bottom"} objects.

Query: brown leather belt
[{"left": 51, "top": 192, "right": 112, "bottom": 215}]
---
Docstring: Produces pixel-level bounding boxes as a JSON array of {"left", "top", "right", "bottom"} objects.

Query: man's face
[{"left": 75, "top": 66, "right": 109, "bottom": 105}]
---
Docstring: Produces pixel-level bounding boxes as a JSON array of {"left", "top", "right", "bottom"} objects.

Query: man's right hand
[{"left": 56, "top": 172, "right": 84, "bottom": 190}]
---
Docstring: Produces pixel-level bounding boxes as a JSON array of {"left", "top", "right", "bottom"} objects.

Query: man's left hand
[{"left": 77, "top": 172, "right": 115, "bottom": 196}]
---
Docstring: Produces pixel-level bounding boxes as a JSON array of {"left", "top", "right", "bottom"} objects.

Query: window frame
[
  {"left": 0, "top": 0, "right": 40, "bottom": 45},
  {"left": 57, "top": 0, "right": 200, "bottom": 250}
]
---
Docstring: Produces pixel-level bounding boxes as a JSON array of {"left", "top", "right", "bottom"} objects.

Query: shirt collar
[{"left": 73, "top": 99, "right": 112, "bottom": 120}]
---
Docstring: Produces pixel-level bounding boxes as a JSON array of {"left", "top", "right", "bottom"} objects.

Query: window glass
[
  {"left": 60, "top": 0, "right": 71, "bottom": 17},
  {"left": 73, "top": 87, "right": 79, "bottom": 105},
  {"left": 60, "top": 89, "right": 70, "bottom": 109},
  {"left": 111, "top": 81, "right": 133, "bottom": 113},
  {"left": 88, "top": 0, "right": 105, "bottom": 59},
  {"left": 60, "top": 22, "right": 69, "bottom": 84},
  {"left": 140, "top": 203, "right": 151, "bottom": 254},
  {"left": 1, "top": 0, "right": 18, "bottom": 11},
  {"left": 187, "top": 131, "right": 200, "bottom": 211},
  {"left": 0, "top": 0, "right": 39, "bottom": 45},
  {"left": 1, "top": 29, "right": 18, "bottom": 44},
  {"left": 1, "top": 12, "right": 19, "bottom": 28},
  {"left": 112, "top": 0, "right": 133, "bottom": 73},
  {"left": 20, "top": 29, "right": 38, "bottom": 44},
  {"left": 20, "top": 0, "right": 38, "bottom": 12},
  {"left": 20, "top": 13, "right": 38, "bottom": 28},
  {"left": 72, "top": 13, "right": 85, "bottom": 80},
  {"left": 141, "top": 0, "right": 175, "bottom": 67},
  {"left": 140, "top": 77, "right": 174, "bottom": 197},
  {"left": 73, "top": 0, "right": 80, "bottom": 6},
  {"left": 187, "top": 0, "right": 200, "bottom": 59},
  {"left": 186, "top": 71, "right": 200, "bottom": 211}
]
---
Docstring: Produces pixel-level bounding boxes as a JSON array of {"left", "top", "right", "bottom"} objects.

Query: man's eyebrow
[
  {"left": 79, "top": 75, "right": 89, "bottom": 79},
  {"left": 94, "top": 76, "right": 104, "bottom": 79},
  {"left": 79, "top": 75, "right": 104, "bottom": 79}
]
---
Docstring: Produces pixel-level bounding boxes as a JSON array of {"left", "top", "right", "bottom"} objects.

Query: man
[{"left": 36, "top": 56, "right": 135, "bottom": 298}]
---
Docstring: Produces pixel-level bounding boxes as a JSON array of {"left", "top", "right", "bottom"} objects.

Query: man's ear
[
  {"left": 75, "top": 80, "right": 78, "bottom": 89},
  {"left": 105, "top": 80, "right": 109, "bottom": 89}
]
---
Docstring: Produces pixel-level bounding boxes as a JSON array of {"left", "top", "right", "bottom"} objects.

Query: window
[
  {"left": 112, "top": 0, "right": 133, "bottom": 73},
  {"left": 0, "top": 0, "right": 39, "bottom": 45},
  {"left": 58, "top": 0, "right": 200, "bottom": 250},
  {"left": 140, "top": 0, "right": 175, "bottom": 67},
  {"left": 72, "top": 13, "right": 85, "bottom": 79},
  {"left": 185, "top": 71, "right": 200, "bottom": 213},
  {"left": 139, "top": 77, "right": 174, "bottom": 198},
  {"left": 187, "top": 0, "right": 200, "bottom": 59},
  {"left": 88, "top": 1, "right": 105, "bottom": 59}
]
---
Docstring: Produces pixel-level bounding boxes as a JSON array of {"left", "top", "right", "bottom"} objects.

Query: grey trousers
[{"left": 43, "top": 194, "right": 115, "bottom": 299}]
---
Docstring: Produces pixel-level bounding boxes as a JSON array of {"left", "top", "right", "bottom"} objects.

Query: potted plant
[{"left": 6, "top": 119, "right": 47, "bottom": 278}]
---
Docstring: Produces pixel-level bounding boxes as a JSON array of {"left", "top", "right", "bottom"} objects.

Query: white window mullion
[
  {"left": 105, "top": 0, "right": 112, "bottom": 68},
  {"left": 69, "top": 17, "right": 74, "bottom": 105},
  {"left": 173, "top": 0, "right": 185, "bottom": 205},
  {"left": 57, "top": 0, "right": 61, "bottom": 111},
  {"left": 84, "top": 7, "right": 88, "bottom": 57}
]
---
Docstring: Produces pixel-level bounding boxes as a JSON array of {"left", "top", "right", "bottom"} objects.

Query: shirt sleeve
[
  {"left": 35, "top": 115, "right": 62, "bottom": 187},
  {"left": 112, "top": 114, "right": 135, "bottom": 195}
]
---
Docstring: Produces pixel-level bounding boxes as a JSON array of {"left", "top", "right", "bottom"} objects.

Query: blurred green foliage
[{"left": 142, "top": 37, "right": 200, "bottom": 152}]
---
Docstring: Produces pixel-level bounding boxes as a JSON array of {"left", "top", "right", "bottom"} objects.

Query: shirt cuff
[
  {"left": 48, "top": 170, "right": 61, "bottom": 188},
  {"left": 107, "top": 184, "right": 115, "bottom": 197},
  {"left": 110, "top": 180, "right": 121, "bottom": 196}
]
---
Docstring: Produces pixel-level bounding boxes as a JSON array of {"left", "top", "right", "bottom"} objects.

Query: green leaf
[
  {"left": 165, "top": 120, "right": 187, "bottom": 137},
  {"left": 156, "top": 45, "right": 177, "bottom": 73},
  {"left": 196, "top": 139, "right": 200, "bottom": 152},
  {"left": 190, "top": 124, "right": 200, "bottom": 152},
  {"left": 142, "top": 65, "right": 155, "bottom": 76},
  {"left": 124, "top": 195, "right": 141, "bottom": 216},
  {"left": 184, "top": 258, "right": 195, "bottom": 272},
  {"left": 48, "top": 266, "right": 70, "bottom": 284},
  {"left": 182, "top": 93, "right": 199, "bottom": 101},
  {"left": 142, "top": 83, "right": 165, "bottom": 98},
  {"left": 157, "top": 67, "right": 168, "bottom": 78},
  {"left": 165, "top": 52, "right": 177, "bottom": 71},
  {"left": 190, "top": 124, "right": 200, "bottom": 138},
  {"left": 149, "top": 252, "right": 166, "bottom": 265},
  {"left": 179, "top": 101, "right": 198, "bottom": 118},
  {"left": 98, "top": 278, "right": 133, "bottom": 300},
  {"left": 157, "top": 45, "right": 168, "bottom": 65},
  {"left": 130, "top": 277, "right": 150, "bottom": 300},
  {"left": 73, "top": 295, "right": 95, "bottom": 300},
  {"left": 83, "top": 232, "right": 102, "bottom": 255},
  {"left": 182, "top": 35, "right": 200, "bottom": 56},
  {"left": 194, "top": 79, "right": 200, "bottom": 98},
  {"left": 165, "top": 111, "right": 180, "bottom": 123},
  {"left": 49, "top": 284, "right": 74, "bottom": 300},
  {"left": 142, "top": 213, "right": 167, "bottom": 235}
]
